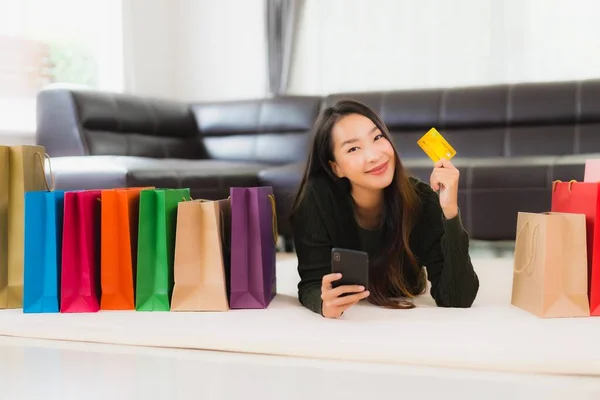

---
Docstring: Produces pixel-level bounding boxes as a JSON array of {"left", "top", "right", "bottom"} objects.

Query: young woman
[{"left": 289, "top": 100, "right": 479, "bottom": 319}]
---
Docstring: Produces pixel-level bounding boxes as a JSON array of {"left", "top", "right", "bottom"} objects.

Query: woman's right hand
[{"left": 321, "top": 273, "right": 370, "bottom": 318}]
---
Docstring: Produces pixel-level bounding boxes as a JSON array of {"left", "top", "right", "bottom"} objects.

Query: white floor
[
  {"left": 1, "top": 336, "right": 600, "bottom": 400},
  {"left": 2, "top": 243, "right": 600, "bottom": 400}
]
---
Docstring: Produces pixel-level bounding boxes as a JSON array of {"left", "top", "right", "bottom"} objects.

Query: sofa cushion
[
  {"left": 50, "top": 156, "right": 267, "bottom": 200},
  {"left": 121, "top": 158, "right": 266, "bottom": 199},
  {"left": 37, "top": 88, "right": 206, "bottom": 158},
  {"left": 191, "top": 96, "right": 322, "bottom": 165},
  {"left": 325, "top": 80, "right": 600, "bottom": 162},
  {"left": 468, "top": 156, "right": 558, "bottom": 190},
  {"left": 49, "top": 156, "right": 132, "bottom": 190},
  {"left": 257, "top": 161, "right": 305, "bottom": 191},
  {"left": 401, "top": 158, "right": 470, "bottom": 188}
]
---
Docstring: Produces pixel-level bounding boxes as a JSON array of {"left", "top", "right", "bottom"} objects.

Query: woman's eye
[
  {"left": 348, "top": 147, "right": 359, "bottom": 153},
  {"left": 374, "top": 134, "right": 383, "bottom": 141}
]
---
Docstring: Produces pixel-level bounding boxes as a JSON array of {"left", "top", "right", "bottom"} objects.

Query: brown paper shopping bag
[
  {"left": 1, "top": 145, "right": 50, "bottom": 309},
  {"left": 171, "top": 199, "right": 230, "bottom": 312},
  {"left": 0, "top": 147, "right": 8, "bottom": 308},
  {"left": 511, "top": 212, "right": 590, "bottom": 318}
]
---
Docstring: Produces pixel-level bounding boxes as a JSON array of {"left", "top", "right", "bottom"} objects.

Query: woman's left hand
[{"left": 430, "top": 158, "right": 459, "bottom": 219}]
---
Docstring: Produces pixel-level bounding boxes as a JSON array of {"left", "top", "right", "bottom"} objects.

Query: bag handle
[
  {"left": 219, "top": 208, "right": 229, "bottom": 250},
  {"left": 552, "top": 179, "right": 577, "bottom": 192},
  {"left": 224, "top": 193, "right": 279, "bottom": 246},
  {"left": 513, "top": 221, "right": 539, "bottom": 274},
  {"left": 268, "top": 194, "right": 279, "bottom": 246},
  {"left": 183, "top": 197, "right": 230, "bottom": 250},
  {"left": 35, "top": 152, "right": 55, "bottom": 192}
]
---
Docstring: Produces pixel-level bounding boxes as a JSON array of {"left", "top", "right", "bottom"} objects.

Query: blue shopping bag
[{"left": 23, "top": 190, "right": 65, "bottom": 313}]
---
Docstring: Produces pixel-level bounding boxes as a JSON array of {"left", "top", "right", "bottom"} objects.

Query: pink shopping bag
[
  {"left": 584, "top": 159, "right": 600, "bottom": 182},
  {"left": 60, "top": 190, "right": 101, "bottom": 313}
]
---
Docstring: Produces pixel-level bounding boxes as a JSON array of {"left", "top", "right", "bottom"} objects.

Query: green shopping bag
[{"left": 135, "top": 188, "right": 191, "bottom": 311}]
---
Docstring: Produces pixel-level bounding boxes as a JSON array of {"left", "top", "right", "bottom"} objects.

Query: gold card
[{"left": 417, "top": 128, "right": 456, "bottom": 162}]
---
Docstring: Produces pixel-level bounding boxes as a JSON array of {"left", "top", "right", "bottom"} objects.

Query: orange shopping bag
[{"left": 100, "top": 187, "right": 152, "bottom": 310}]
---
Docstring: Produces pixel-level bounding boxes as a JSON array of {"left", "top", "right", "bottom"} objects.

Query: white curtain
[
  {"left": 289, "top": 0, "right": 600, "bottom": 95},
  {"left": 266, "top": 0, "right": 305, "bottom": 95}
]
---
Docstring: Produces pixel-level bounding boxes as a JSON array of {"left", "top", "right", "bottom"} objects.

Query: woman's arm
[
  {"left": 290, "top": 187, "right": 332, "bottom": 315},
  {"left": 418, "top": 185, "right": 480, "bottom": 308}
]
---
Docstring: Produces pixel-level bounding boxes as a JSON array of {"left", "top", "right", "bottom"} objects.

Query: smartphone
[{"left": 331, "top": 248, "right": 369, "bottom": 292}]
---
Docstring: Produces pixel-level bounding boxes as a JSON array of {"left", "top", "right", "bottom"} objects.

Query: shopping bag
[
  {"left": 1, "top": 146, "right": 49, "bottom": 309},
  {"left": 511, "top": 211, "right": 590, "bottom": 318},
  {"left": 100, "top": 187, "right": 151, "bottom": 310},
  {"left": 171, "top": 199, "right": 230, "bottom": 312},
  {"left": 60, "top": 190, "right": 102, "bottom": 313},
  {"left": 23, "top": 190, "right": 65, "bottom": 313},
  {"left": 0, "top": 147, "right": 8, "bottom": 308},
  {"left": 584, "top": 159, "right": 600, "bottom": 182},
  {"left": 136, "top": 188, "right": 191, "bottom": 311},
  {"left": 229, "top": 186, "right": 278, "bottom": 309},
  {"left": 551, "top": 180, "right": 600, "bottom": 316}
]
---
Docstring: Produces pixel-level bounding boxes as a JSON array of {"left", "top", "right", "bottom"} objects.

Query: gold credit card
[{"left": 417, "top": 128, "right": 456, "bottom": 162}]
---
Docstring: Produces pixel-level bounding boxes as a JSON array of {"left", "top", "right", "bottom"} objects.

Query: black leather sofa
[
  {"left": 37, "top": 89, "right": 321, "bottom": 250},
  {"left": 36, "top": 79, "right": 600, "bottom": 249}
]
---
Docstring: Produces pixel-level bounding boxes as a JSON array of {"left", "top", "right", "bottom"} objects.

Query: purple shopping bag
[{"left": 229, "top": 186, "right": 278, "bottom": 309}]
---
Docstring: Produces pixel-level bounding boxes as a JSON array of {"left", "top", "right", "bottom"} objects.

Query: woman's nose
[{"left": 364, "top": 148, "right": 380, "bottom": 162}]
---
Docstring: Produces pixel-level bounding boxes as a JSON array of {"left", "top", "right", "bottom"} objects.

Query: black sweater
[{"left": 290, "top": 175, "right": 480, "bottom": 315}]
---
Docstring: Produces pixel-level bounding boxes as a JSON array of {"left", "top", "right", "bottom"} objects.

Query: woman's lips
[{"left": 366, "top": 162, "right": 388, "bottom": 175}]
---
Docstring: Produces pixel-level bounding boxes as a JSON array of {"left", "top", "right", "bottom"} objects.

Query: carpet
[{"left": 1, "top": 254, "right": 599, "bottom": 377}]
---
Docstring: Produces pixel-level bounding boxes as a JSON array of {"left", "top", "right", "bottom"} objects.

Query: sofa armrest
[
  {"left": 36, "top": 88, "right": 88, "bottom": 157},
  {"left": 36, "top": 87, "right": 205, "bottom": 159}
]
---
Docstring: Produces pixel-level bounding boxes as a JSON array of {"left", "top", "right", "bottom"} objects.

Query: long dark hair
[{"left": 290, "top": 99, "right": 424, "bottom": 309}]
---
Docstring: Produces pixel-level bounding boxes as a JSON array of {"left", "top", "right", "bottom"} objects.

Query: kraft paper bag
[
  {"left": 60, "top": 190, "right": 102, "bottom": 313},
  {"left": 171, "top": 199, "right": 230, "bottom": 312},
  {"left": 0, "top": 147, "right": 8, "bottom": 309},
  {"left": 1, "top": 146, "right": 49, "bottom": 309},
  {"left": 136, "top": 188, "right": 191, "bottom": 312},
  {"left": 511, "top": 211, "right": 590, "bottom": 318},
  {"left": 551, "top": 180, "right": 600, "bottom": 316},
  {"left": 100, "top": 187, "right": 152, "bottom": 310},
  {"left": 23, "top": 190, "right": 65, "bottom": 313},
  {"left": 229, "top": 186, "right": 278, "bottom": 309}
]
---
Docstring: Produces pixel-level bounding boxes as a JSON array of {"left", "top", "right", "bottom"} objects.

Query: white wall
[
  {"left": 122, "top": 0, "right": 175, "bottom": 99},
  {"left": 122, "top": 0, "right": 268, "bottom": 102},
  {"left": 171, "top": 0, "right": 268, "bottom": 102},
  {"left": 289, "top": 0, "right": 600, "bottom": 95},
  {"left": 107, "top": 0, "right": 600, "bottom": 101}
]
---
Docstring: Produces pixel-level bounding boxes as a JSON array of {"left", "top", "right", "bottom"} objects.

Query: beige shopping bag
[
  {"left": 0, "top": 146, "right": 8, "bottom": 308},
  {"left": 1, "top": 145, "right": 50, "bottom": 309},
  {"left": 511, "top": 212, "right": 590, "bottom": 318},
  {"left": 171, "top": 199, "right": 230, "bottom": 311}
]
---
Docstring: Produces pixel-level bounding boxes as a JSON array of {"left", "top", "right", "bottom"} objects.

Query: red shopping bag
[
  {"left": 551, "top": 180, "right": 600, "bottom": 315},
  {"left": 60, "top": 190, "right": 101, "bottom": 313}
]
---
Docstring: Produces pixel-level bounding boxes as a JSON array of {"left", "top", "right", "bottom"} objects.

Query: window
[{"left": 0, "top": 0, "right": 123, "bottom": 134}]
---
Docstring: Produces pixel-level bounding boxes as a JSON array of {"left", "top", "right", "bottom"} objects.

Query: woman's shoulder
[
  {"left": 407, "top": 176, "right": 445, "bottom": 225},
  {"left": 408, "top": 176, "right": 438, "bottom": 203},
  {"left": 291, "top": 175, "right": 334, "bottom": 216},
  {"left": 291, "top": 174, "right": 352, "bottom": 221},
  {"left": 302, "top": 174, "right": 347, "bottom": 202}
]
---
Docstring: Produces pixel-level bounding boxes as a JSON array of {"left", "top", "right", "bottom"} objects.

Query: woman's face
[{"left": 329, "top": 113, "right": 396, "bottom": 191}]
